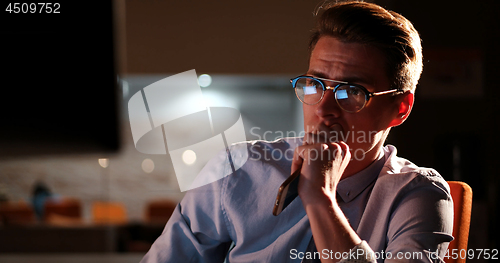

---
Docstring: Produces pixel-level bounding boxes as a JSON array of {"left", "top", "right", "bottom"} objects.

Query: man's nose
[{"left": 315, "top": 89, "right": 342, "bottom": 118}]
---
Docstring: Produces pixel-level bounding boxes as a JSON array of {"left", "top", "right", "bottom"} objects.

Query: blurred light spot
[
  {"left": 98, "top": 158, "right": 109, "bottom": 168},
  {"left": 182, "top": 150, "right": 197, "bottom": 165},
  {"left": 202, "top": 90, "right": 239, "bottom": 109},
  {"left": 122, "top": 79, "right": 129, "bottom": 98},
  {"left": 142, "top": 158, "right": 155, "bottom": 173},
  {"left": 198, "top": 74, "right": 212, "bottom": 87}
]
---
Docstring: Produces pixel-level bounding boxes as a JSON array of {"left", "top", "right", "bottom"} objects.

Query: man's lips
[
  {"left": 327, "top": 124, "right": 343, "bottom": 143},
  {"left": 328, "top": 123, "right": 343, "bottom": 134},
  {"left": 312, "top": 122, "right": 344, "bottom": 135},
  {"left": 304, "top": 123, "right": 344, "bottom": 144}
]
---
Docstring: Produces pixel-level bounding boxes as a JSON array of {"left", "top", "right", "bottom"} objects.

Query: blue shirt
[{"left": 142, "top": 137, "right": 453, "bottom": 263}]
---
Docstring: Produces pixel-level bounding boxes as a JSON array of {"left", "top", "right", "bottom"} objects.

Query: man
[{"left": 142, "top": 1, "right": 453, "bottom": 262}]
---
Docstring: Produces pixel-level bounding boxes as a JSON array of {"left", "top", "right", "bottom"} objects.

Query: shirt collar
[{"left": 336, "top": 151, "right": 385, "bottom": 203}]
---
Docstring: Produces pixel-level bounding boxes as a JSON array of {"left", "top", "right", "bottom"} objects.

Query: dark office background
[
  {"left": 0, "top": 0, "right": 498, "bottom": 262},
  {"left": 125, "top": 0, "right": 500, "bottom": 253}
]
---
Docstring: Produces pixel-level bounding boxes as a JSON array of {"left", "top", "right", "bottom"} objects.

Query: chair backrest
[
  {"left": 44, "top": 198, "right": 82, "bottom": 219},
  {"left": 446, "top": 181, "right": 473, "bottom": 263},
  {"left": 0, "top": 201, "right": 36, "bottom": 225},
  {"left": 145, "top": 199, "right": 177, "bottom": 224},
  {"left": 44, "top": 197, "right": 83, "bottom": 225},
  {"left": 92, "top": 201, "right": 127, "bottom": 224}
]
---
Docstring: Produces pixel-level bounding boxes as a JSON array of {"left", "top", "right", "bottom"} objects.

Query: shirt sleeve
[
  {"left": 384, "top": 174, "right": 454, "bottom": 263},
  {"left": 344, "top": 174, "right": 454, "bottom": 263},
  {"left": 141, "top": 153, "right": 233, "bottom": 263}
]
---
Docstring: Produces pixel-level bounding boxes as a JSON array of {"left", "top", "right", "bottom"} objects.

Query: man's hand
[
  {"left": 293, "top": 133, "right": 361, "bottom": 262},
  {"left": 292, "top": 132, "right": 351, "bottom": 203}
]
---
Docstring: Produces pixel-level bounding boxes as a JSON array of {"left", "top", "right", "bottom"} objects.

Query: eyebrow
[
  {"left": 306, "top": 70, "right": 370, "bottom": 86},
  {"left": 306, "top": 70, "right": 329, "bottom": 79}
]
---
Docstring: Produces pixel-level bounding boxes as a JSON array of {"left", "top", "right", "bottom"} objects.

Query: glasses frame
[{"left": 290, "top": 75, "right": 404, "bottom": 112}]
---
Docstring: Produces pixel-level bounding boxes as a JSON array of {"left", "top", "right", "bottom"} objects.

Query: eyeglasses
[{"left": 290, "top": 75, "right": 403, "bottom": 113}]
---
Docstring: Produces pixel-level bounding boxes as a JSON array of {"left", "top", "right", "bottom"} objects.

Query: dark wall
[
  {"left": 124, "top": 0, "right": 500, "bottom": 252},
  {"left": 384, "top": 0, "right": 500, "bottom": 252},
  {"left": 124, "top": 0, "right": 318, "bottom": 74}
]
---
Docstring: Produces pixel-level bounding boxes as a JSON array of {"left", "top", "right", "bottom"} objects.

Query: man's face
[{"left": 303, "top": 36, "right": 399, "bottom": 159}]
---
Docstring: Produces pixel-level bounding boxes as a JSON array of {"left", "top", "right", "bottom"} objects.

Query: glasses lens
[
  {"left": 294, "top": 77, "right": 323, "bottom": 105},
  {"left": 335, "top": 85, "right": 367, "bottom": 112}
]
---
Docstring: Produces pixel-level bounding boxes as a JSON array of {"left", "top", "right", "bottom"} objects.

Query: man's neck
[{"left": 342, "top": 145, "right": 384, "bottom": 180}]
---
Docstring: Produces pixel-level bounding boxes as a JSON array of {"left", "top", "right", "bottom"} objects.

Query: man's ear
[{"left": 388, "top": 91, "right": 414, "bottom": 127}]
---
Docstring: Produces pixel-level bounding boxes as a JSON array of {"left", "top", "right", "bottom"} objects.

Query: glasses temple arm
[{"left": 370, "top": 89, "right": 403, "bottom": 96}]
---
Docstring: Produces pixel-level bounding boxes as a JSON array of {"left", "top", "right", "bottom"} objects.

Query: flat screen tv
[{"left": 0, "top": 1, "right": 120, "bottom": 158}]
